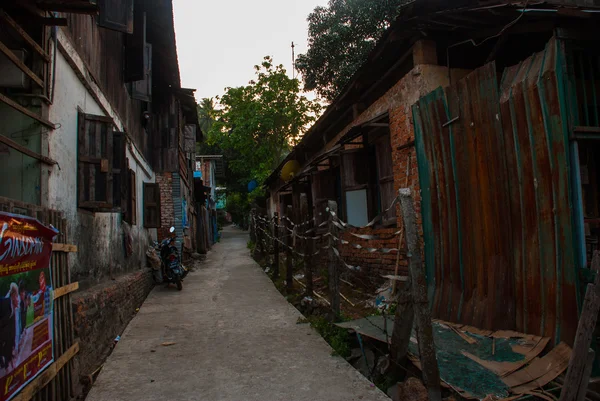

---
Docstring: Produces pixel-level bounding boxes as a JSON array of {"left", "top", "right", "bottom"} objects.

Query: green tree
[
  {"left": 295, "top": 0, "right": 406, "bottom": 102},
  {"left": 208, "top": 56, "right": 321, "bottom": 188},
  {"left": 197, "top": 97, "right": 218, "bottom": 134}
]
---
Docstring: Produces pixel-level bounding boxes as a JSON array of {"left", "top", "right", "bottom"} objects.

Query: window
[
  {"left": 374, "top": 133, "right": 396, "bottom": 225},
  {"left": 143, "top": 183, "right": 161, "bottom": 228},
  {"left": 125, "top": 7, "right": 146, "bottom": 82},
  {"left": 311, "top": 167, "right": 340, "bottom": 226},
  {"left": 124, "top": 169, "right": 137, "bottom": 225},
  {"left": 340, "top": 122, "right": 395, "bottom": 226},
  {"left": 131, "top": 42, "right": 152, "bottom": 102},
  {"left": 97, "top": 0, "right": 134, "bottom": 33},
  {"left": 77, "top": 112, "right": 125, "bottom": 211},
  {"left": 341, "top": 148, "right": 369, "bottom": 226}
]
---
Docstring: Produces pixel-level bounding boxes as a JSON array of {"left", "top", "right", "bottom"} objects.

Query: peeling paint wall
[{"left": 47, "top": 38, "right": 157, "bottom": 290}]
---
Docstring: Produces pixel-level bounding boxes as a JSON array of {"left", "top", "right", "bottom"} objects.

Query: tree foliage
[
  {"left": 295, "top": 0, "right": 406, "bottom": 102},
  {"left": 208, "top": 56, "right": 321, "bottom": 187},
  {"left": 197, "top": 97, "right": 218, "bottom": 135},
  {"left": 204, "top": 56, "right": 321, "bottom": 225}
]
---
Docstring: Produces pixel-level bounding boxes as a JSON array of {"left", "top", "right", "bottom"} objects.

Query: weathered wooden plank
[
  {"left": 272, "top": 212, "right": 280, "bottom": 280},
  {"left": 0, "top": 93, "right": 55, "bottom": 129},
  {"left": 0, "top": 10, "right": 51, "bottom": 62},
  {"left": 40, "top": 17, "right": 68, "bottom": 26},
  {"left": 559, "top": 253, "right": 600, "bottom": 401},
  {"left": 300, "top": 197, "right": 314, "bottom": 297},
  {"left": 390, "top": 278, "right": 414, "bottom": 372},
  {"left": 327, "top": 200, "right": 340, "bottom": 319},
  {"left": 0, "top": 39, "right": 44, "bottom": 87},
  {"left": 0, "top": 134, "right": 57, "bottom": 165},
  {"left": 398, "top": 188, "right": 441, "bottom": 401},
  {"left": 286, "top": 205, "right": 294, "bottom": 293},
  {"left": 53, "top": 282, "right": 79, "bottom": 299},
  {"left": 52, "top": 243, "right": 78, "bottom": 252},
  {"left": 11, "top": 341, "right": 79, "bottom": 401}
]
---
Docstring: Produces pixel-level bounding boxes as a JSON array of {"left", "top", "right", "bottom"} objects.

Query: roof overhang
[{"left": 265, "top": 0, "right": 600, "bottom": 190}]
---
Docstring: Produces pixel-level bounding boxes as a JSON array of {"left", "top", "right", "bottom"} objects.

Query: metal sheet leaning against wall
[{"left": 412, "top": 36, "right": 579, "bottom": 345}]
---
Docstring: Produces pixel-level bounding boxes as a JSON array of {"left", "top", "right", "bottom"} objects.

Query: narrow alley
[{"left": 85, "top": 226, "right": 388, "bottom": 401}]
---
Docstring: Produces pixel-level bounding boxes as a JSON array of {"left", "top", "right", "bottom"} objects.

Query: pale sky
[{"left": 173, "top": 0, "right": 329, "bottom": 102}]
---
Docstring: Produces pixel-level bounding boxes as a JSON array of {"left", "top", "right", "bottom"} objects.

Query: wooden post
[
  {"left": 272, "top": 212, "right": 280, "bottom": 280},
  {"left": 286, "top": 205, "right": 294, "bottom": 292},
  {"left": 577, "top": 349, "right": 596, "bottom": 401},
  {"left": 392, "top": 151, "right": 411, "bottom": 295},
  {"left": 256, "top": 215, "right": 262, "bottom": 256},
  {"left": 389, "top": 278, "right": 414, "bottom": 373},
  {"left": 559, "top": 251, "right": 600, "bottom": 401},
  {"left": 249, "top": 209, "right": 256, "bottom": 243},
  {"left": 301, "top": 195, "right": 314, "bottom": 296},
  {"left": 398, "top": 188, "right": 441, "bottom": 401},
  {"left": 327, "top": 200, "right": 340, "bottom": 319}
]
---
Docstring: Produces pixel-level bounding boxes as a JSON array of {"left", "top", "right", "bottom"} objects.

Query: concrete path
[{"left": 86, "top": 226, "right": 389, "bottom": 401}]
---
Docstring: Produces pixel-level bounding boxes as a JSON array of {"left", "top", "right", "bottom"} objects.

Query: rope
[
  {"left": 328, "top": 194, "right": 399, "bottom": 230},
  {"left": 252, "top": 197, "right": 404, "bottom": 275}
]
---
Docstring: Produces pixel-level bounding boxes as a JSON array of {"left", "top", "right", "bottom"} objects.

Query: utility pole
[{"left": 291, "top": 42, "right": 296, "bottom": 79}]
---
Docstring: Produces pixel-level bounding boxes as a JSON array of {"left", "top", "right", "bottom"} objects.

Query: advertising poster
[{"left": 0, "top": 213, "right": 57, "bottom": 401}]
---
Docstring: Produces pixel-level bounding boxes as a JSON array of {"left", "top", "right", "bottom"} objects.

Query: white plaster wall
[
  {"left": 46, "top": 41, "right": 156, "bottom": 286},
  {"left": 48, "top": 50, "right": 104, "bottom": 221}
]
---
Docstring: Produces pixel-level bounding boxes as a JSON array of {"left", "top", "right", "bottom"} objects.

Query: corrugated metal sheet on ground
[
  {"left": 412, "top": 36, "right": 580, "bottom": 345},
  {"left": 337, "top": 317, "right": 570, "bottom": 400}
]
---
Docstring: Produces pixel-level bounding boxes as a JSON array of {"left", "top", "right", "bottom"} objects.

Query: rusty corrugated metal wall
[{"left": 412, "top": 36, "right": 581, "bottom": 345}]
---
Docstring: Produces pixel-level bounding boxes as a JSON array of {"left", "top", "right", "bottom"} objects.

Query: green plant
[
  {"left": 247, "top": 240, "right": 255, "bottom": 250},
  {"left": 307, "top": 316, "right": 351, "bottom": 358},
  {"left": 375, "top": 374, "right": 397, "bottom": 393}
]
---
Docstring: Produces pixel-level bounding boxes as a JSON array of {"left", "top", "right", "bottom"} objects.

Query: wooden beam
[
  {"left": 413, "top": 39, "right": 438, "bottom": 66},
  {"left": 0, "top": 92, "right": 56, "bottom": 129},
  {"left": 53, "top": 282, "right": 79, "bottom": 299},
  {"left": 0, "top": 134, "right": 57, "bottom": 165},
  {"left": 398, "top": 188, "right": 442, "bottom": 401},
  {"left": 574, "top": 126, "right": 600, "bottom": 133},
  {"left": 0, "top": 39, "right": 44, "bottom": 87},
  {"left": 52, "top": 243, "right": 78, "bottom": 252},
  {"left": 397, "top": 140, "right": 415, "bottom": 151},
  {"left": 12, "top": 343, "right": 79, "bottom": 401},
  {"left": 35, "top": 4, "right": 97, "bottom": 14},
  {"left": 559, "top": 251, "right": 600, "bottom": 401},
  {"left": 0, "top": 10, "right": 51, "bottom": 62},
  {"left": 327, "top": 200, "right": 340, "bottom": 319},
  {"left": 40, "top": 17, "right": 68, "bottom": 26}
]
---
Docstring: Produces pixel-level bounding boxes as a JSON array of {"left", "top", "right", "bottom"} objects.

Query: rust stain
[{"left": 413, "top": 39, "right": 579, "bottom": 345}]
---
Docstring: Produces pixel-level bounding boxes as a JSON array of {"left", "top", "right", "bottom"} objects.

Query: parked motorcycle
[{"left": 153, "top": 227, "right": 188, "bottom": 290}]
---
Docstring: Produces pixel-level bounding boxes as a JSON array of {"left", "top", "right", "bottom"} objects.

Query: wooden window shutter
[
  {"left": 125, "top": 6, "right": 146, "bottom": 82},
  {"left": 341, "top": 148, "right": 369, "bottom": 190},
  {"left": 132, "top": 43, "right": 152, "bottom": 102},
  {"left": 311, "top": 168, "right": 336, "bottom": 226},
  {"left": 143, "top": 183, "right": 160, "bottom": 228},
  {"left": 130, "top": 170, "right": 137, "bottom": 225},
  {"left": 97, "top": 0, "right": 134, "bottom": 33},
  {"left": 375, "top": 134, "right": 396, "bottom": 224},
  {"left": 78, "top": 112, "right": 115, "bottom": 210},
  {"left": 112, "top": 131, "right": 126, "bottom": 211}
]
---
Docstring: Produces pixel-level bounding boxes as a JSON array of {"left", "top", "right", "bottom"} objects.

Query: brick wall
[
  {"left": 72, "top": 269, "right": 154, "bottom": 378},
  {"left": 330, "top": 65, "right": 467, "bottom": 280},
  {"left": 338, "top": 227, "right": 408, "bottom": 280},
  {"left": 156, "top": 172, "right": 174, "bottom": 241}
]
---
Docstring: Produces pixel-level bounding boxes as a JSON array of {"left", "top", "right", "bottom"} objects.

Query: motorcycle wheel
[{"left": 175, "top": 276, "right": 183, "bottom": 291}]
